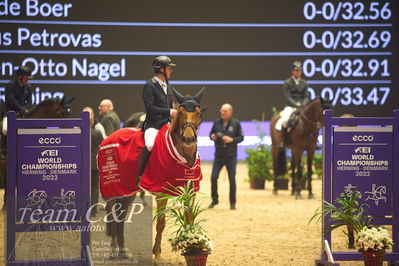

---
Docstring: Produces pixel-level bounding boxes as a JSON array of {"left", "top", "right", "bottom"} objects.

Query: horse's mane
[
  {"left": 28, "top": 98, "right": 61, "bottom": 116},
  {"left": 302, "top": 97, "right": 331, "bottom": 110}
]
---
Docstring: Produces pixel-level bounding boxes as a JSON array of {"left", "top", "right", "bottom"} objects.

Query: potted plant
[
  {"left": 245, "top": 144, "right": 273, "bottom": 189},
  {"left": 309, "top": 191, "right": 371, "bottom": 248},
  {"left": 310, "top": 191, "right": 394, "bottom": 265},
  {"left": 155, "top": 181, "right": 213, "bottom": 266},
  {"left": 356, "top": 226, "right": 394, "bottom": 266}
]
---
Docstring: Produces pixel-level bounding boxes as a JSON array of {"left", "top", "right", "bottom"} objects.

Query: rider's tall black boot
[
  {"left": 279, "top": 127, "right": 287, "bottom": 149},
  {"left": 136, "top": 146, "right": 151, "bottom": 186}
]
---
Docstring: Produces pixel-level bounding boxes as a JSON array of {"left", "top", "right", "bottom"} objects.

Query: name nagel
[{"left": 6, "top": 57, "right": 127, "bottom": 81}]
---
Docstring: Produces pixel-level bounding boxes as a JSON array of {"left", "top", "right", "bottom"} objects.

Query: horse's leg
[
  {"left": 105, "top": 199, "right": 118, "bottom": 257},
  {"left": 271, "top": 144, "right": 280, "bottom": 195},
  {"left": 292, "top": 150, "right": 303, "bottom": 200},
  {"left": 290, "top": 157, "right": 295, "bottom": 196},
  {"left": 140, "top": 191, "right": 147, "bottom": 206},
  {"left": 307, "top": 148, "right": 315, "bottom": 199},
  {"left": 116, "top": 194, "right": 136, "bottom": 258},
  {"left": 347, "top": 225, "right": 355, "bottom": 249},
  {"left": 153, "top": 196, "right": 167, "bottom": 260}
]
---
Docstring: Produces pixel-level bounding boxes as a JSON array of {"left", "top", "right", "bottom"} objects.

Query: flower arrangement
[
  {"left": 155, "top": 181, "right": 213, "bottom": 256},
  {"left": 169, "top": 226, "right": 213, "bottom": 255},
  {"left": 356, "top": 226, "right": 394, "bottom": 253}
]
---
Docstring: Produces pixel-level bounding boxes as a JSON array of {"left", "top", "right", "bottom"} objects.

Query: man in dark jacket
[
  {"left": 136, "top": 56, "right": 177, "bottom": 185},
  {"left": 5, "top": 66, "right": 33, "bottom": 114},
  {"left": 275, "top": 61, "right": 310, "bottom": 147},
  {"left": 83, "top": 107, "right": 104, "bottom": 216},
  {"left": 209, "top": 103, "right": 244, "bottom": 210},
  {"left": 98, "top": 99, "right": 121, "bottom": 136}
]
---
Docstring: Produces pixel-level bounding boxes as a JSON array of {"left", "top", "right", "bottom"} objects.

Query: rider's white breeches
[
  {"left": 144, "top": 127, "right": 159, "bottom": 151},
  {"left": 275, "top": 106, "right": 295, "bottom": 131}
]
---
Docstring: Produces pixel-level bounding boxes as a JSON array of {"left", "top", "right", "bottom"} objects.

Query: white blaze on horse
[{"left": 97, "top": 87, "right": 205, "bottom": 259}]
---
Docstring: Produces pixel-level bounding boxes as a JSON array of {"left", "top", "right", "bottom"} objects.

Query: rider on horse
[
  {"left": 5, "top": 66, "right": 34, "bottom": 116},
  {"left": 275, "top": 61, "right": 310, "bottom": 148},
  {"left": 2, "top": 66, "right": 34, "bottom": 154},
  {"left": 136, "top": 56, "right": 178, "bottom": 185}
]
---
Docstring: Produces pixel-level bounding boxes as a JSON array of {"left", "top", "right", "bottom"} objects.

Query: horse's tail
[{"left": 274, "top": 148, "right": 287, "bottom": 176}]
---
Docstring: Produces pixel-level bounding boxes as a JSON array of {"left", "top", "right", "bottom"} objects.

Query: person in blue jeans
[{"left": 209, "top": 103, "right": 244, "bottom": 210}]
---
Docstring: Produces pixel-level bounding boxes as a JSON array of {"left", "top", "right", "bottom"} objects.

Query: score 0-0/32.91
[{"left": 302, "top": 1, "right": 393, "bottom": 108}]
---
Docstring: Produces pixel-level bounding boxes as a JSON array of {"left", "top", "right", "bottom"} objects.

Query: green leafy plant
[
  {"left": 245, "top": 119, "right": 273, "bottom": 182},
  {"left": 245, "top": 145, "right": 273, "bottom": 181},
  {"left": 309, "top": 191, "right": 373, "bottom": 248},
  {"left": 154, "top": 181, "right": 212, "bottom": 255},
  {"left": 309, "top": 191, "right": 371, "bottom": 233}
]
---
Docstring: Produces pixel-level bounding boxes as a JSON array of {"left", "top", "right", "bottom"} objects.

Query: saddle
[{"left": 286, "top": 108, "right": 300, "bottom": 133}]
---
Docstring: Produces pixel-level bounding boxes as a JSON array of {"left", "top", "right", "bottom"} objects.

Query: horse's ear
[
  {"left": 319, "top": 96, "right": 332, "bottom": 110},
  {"left": 173, "top": 88, "right": 184, "bottom": 104},
  {"left": 66, "top": 96, "right": 75, "bottom": 104},
  {"left": 60, "top": 96, "right": 75, "bottom": 105},
  {"left": 193, "top": 86, "right": 205, "bottom": 103},
  {"left": 60, "top": 97, "right": 66, "bottom": 105}
]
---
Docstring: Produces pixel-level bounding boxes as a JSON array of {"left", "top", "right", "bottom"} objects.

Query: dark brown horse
[
  {"left": 0, "top": 97, "right": 74, "bottom": 208},
  {"left": 270, "top": 98, "right": 329, "bottom": 199},
  {"left": 99, "top": 88, "right": 205, "bottom": 260}
]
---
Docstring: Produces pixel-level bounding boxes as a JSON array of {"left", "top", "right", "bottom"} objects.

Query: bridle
[
  {"left": 300, "top": 100, "right": 323, "bottom": 129},
  {"left": 181, "top": 122, "right": 198, "bottom": 140},
  {"left": 178, "top": 100, "right": 201, "bottom": 141}
]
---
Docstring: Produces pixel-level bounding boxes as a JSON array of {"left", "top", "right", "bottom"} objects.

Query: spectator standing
[
  {"left": 98, "top": 99, "right": 121, "bottom": 136},
  {"left": 209, "top": 103, "right": 244, "bottom": 210},
  {"left": 83, "top": 107, "right": 104, "bottom": 216}
]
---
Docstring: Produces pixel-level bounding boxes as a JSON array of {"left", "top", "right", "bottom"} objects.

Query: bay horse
[
  {"left": 270, "top": 98, "right": 329, "bottom": 199},
  {"left": 97, "top": 87, "right": 205, "bottom": 260},
  {"left": 0, "top": 97, "right": 74, "bottom": 208}
]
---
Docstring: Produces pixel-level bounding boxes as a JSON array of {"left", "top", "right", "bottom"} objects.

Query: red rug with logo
[{"left": 98, "top": 125, "right": 202, "bottom": 200}]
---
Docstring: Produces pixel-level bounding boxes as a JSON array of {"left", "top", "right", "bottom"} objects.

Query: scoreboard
[{"left": 1, "top": 0, "right": 398, "bottom": 120}]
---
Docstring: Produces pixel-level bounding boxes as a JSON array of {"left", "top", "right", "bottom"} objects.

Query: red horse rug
[{"left": 97, "top": 125, "right": 202, "bottom": 200}]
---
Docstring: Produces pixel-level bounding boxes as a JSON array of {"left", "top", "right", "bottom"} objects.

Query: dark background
[{"left": 1, "top": 0, "right": 398, "bottom": 121}]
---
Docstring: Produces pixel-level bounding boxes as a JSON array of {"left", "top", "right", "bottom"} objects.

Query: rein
[
  {"left": 299, "top": 101, "right": 322, "bottom": 140},
  {"left": 300, "top": 109, "right": 317, "bottom": 127},
  {"left": 181, "top": 122, "right": 198, "bottom": 139}
]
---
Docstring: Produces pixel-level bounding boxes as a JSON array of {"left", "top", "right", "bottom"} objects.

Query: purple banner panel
[
  {"left": 197, "top": 121, "right": 271, "bottom": 161},
  {"left": 17, "top": 128, "right": 82, "bottom": 223},
  {"left": 333, "top": 127, "right": 393, "bottom": 216}
]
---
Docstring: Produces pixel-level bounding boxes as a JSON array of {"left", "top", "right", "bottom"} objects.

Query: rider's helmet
[
  {"left": 291, "top": 61, "right": 302, "bottom": 70},
  {"left": 16, "top": 65, "right": 33, "bottom": 78},
  {"left": 152, "top": 56, "right": 176, "bottom": 74}
]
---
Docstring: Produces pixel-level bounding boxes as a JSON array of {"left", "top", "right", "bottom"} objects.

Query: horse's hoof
[
  {"left": 109, "top": 249, "right": 119, "bottom": 260},
  {"left": 154, "top": 253, "right": 161, "bottom": 262},
  {"left": 295, "top": 194, "right": 303, "bottom": 200},
  {"left": 308, "top": 193, "right": 314, "bottom": 199},
  {"left": 118, "top": 249, "right": 128, "bottom": 259},
  {"left": 273, "top": 189, "right": 278, "bottom": 196}
]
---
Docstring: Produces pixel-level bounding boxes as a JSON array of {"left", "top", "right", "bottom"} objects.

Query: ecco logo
[
  {"left": 352, "top": 135, "right": 374, "bottom": 142},
  {"left": 39, "top": 137, "right": 61, "bottom": 144}
]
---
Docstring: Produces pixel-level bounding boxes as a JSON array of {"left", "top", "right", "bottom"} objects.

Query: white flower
[{"left": 355, "top": 226, "right": 394, "bottom": 252}]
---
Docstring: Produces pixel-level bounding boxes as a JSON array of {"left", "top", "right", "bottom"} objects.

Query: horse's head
[
  {"left": 171, "top": 87, "right": 205, "bottom": 166},
  {"left": 28, "top": 96, "right": 74, "bottom": 118},
  {"left": 317, "top": 97, "right": 332, "bottom": 127},
  {"left": 60, "top": 96, "right": 74, "bottom": 117},
  {"left": 301, "top": 98, "right": 331, "bottom": 129}
]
